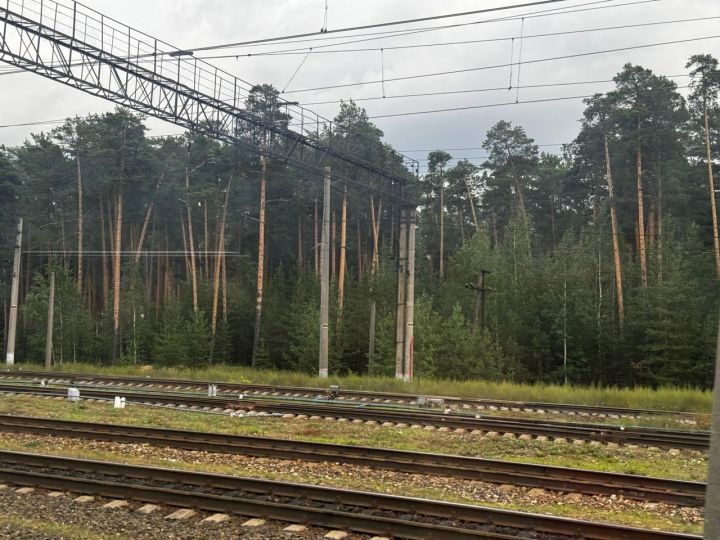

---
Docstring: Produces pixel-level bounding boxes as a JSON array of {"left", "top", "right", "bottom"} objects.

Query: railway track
[
  {"left": 0, "top": 414, "right": 703, "bottom": 507},
  {"left": 0, "top": 450, "right": 700, "bottom": 540},
  {"left": 0, "top": 383, "right": 710, "bottom": 450},
  {"left": 0, "top": 369, "right": 704, "bottom": 420}
]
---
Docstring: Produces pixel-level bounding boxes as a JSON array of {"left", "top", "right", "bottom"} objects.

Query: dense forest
[{"left": 1, "top": 56, "right": 719, "bottom": 388}]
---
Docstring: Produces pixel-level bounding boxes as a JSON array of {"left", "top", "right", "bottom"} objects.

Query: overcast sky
[{"left": 1, "top": 0, "right": 718, "bottom": 171}]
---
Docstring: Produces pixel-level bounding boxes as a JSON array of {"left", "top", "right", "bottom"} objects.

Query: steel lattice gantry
[
  {"left": 0, "top": 0, "right": 417, "bottom": 379},
  {"left": 0, "top": 0, "right": 417, "bottom": 199}
]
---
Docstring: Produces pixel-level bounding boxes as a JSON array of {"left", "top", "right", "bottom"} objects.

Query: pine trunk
[
  {"left": 297, "top": 210, "right": 304, "bottom": 271},
  {"left": 331, "top": 211, "right": 336, "bottom": 280},
  {"left": 76, "top": 152, "right": 83, "bottom": 294},
  {"left": 135, "top": 202, "right": 154, "bottom": 264},
  {"left": 458, "top": 210, "right": 465, "bottom": 244},
  {"left": 252, "top": 157, "right": 267, "bottom": 366},
  {"left": 604, "top": 133, "right": 625, "bottom": 323},
  {"left": 356, "top": 221, "right": 363, "bottom": 281},
  {"left": 705, "top": 106, "right": 720, "bottom": 278},
  {"left": 636, "top": 145, "right": 648, "bottom": 288},
  {"left": 185, "top": 166, "right": 199, "bottom": 312},
  {"left": 221, "top": 249, "right": 228, "bottom": 323},
  {"left": 180, "top": 211, "right": 191, "bottom": 284},
  {"left": 439, "top": 183, "right": 445, "bottom": 278},
  {"left": 337, "top": 186, "right": 348, "bottom": 332},
  {"left": 99, "top": 195, "right": 109, "bottom": 312},
  {"left": 657, "top": 157, "right": 663, "bottom": 282},
  {"left": 464, "top": 177, "right": 479, "bottom": 230},
  {"left": 210, "top": 179, "right": 231, "bottom": 363},
  {"left": 204, "top": 200, "right": 209, "bottom": 281},
  {"left": 111, "top": 192, "right": 123, "bottom": 363},
  {"left": 370, "top": 196, "right": 382, "bottom": 273}
]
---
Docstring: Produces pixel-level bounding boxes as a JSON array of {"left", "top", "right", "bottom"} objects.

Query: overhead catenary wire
[
  {"left": 298, "top": 74, "right": 691, "bottom": 106},
  {"left": 367, "top": 87, "right": 689, "bottom": 120},
  {"left": 282, "top": 34, "right": 720, "bottom": 94},
  {"left": 181, "top": 0, "right": 580, "bottom": 53},
  {"left": 208, "top": 14, "right": 714, "bottom": 59},
  {"left": 516, "top": 18, "right": 525, "bottom": 102},
  {"left": 185, "top": 0, "right": 654, "bottom": 57},
  {"left": 281, "top": 48, "right": 313, "bottom": 92}
]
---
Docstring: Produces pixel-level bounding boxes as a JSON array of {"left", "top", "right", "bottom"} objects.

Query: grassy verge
[
  {"left": 9, "top": 362, "right": 712, "bottom": 413},
  {"left": 0, "top": 395, "right": 707, "bottom": 481}
]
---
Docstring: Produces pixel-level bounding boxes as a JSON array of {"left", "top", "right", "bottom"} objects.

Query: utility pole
[
  {"left": 466, "top": 269, "right": 491, "bottom": 333},
  {"left": 251, "top": 156, "right": 267, "bottom": 367},
  {"left": 6, "top": 218, "right": 22, "bottom": 366},
  {"left": 395, "top": 208, "right": 408, "bottom": 379},
  {"left": 705, "top": 314, "right": 720, "bottom": 538},
  {"left": 45, "top": 272, "right": 55, "bottom": 369},
  {"left": 319, "top": 166, "right": 331, "bottom": 378},
  {"left": 403, "top": 208, "right": 416, "bottom": 380}
]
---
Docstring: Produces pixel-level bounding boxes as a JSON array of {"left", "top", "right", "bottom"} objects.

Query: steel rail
[
  {"left": 0, "top": 450, "right": 701, "bottom": 540},
  {"left": 0, "top": 370, "right": 703, "bottom": 419},
  {"left": 0, "top": 414, "right": 704, "bottom": 506},
  {"left": 0, "top": 383, "right": 709, "bottom": 449}
]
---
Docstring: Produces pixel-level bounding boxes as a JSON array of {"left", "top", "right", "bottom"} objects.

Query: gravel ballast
[
  {"left": 0, "top": 486, "right": 366, "bottom": 539},
  {"left": 0, "top": 432, "right": 704, "bottom": 534}
]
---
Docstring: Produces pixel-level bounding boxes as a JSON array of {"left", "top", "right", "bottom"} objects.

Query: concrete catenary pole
[
  {"left": 704, "top": 314, "right": 720, "bottom": 538},
  {"left": 403, "top": 208, "right": 416, "bottom": 380},
  {"left": 6, "top": 218, "right": 23, "bottom": 365},
  {"left": 45, "top": 272, "right": 55, "bottom": 369},
  {"left": 394, "top": 208, "right": 408, "bottom": 379},
  {"left": 319, "top": 166, "right": 331, "bottom": 378}
]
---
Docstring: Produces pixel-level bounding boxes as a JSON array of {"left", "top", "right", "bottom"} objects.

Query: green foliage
[
  {"left": 151, "top": 301, "right": 210, "bottom": 367},
  {"left": 4, "top": 59, "right": 720, "bottom": 390}
]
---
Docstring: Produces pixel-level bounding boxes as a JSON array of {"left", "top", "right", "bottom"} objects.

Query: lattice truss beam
[{"left": 0, "top": 0, "right": 417, "bottom": 202}]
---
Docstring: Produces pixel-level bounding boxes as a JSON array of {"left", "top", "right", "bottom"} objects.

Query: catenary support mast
[{"left": 5, "top": 218, "right": 22, "bottom": 366}]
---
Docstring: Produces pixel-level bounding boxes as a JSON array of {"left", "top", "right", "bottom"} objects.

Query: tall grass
[{"left": 11, "top": 362, "right": 712, "bottom": 413}]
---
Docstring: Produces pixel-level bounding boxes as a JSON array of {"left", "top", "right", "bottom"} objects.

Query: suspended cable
[
  {"left": 367, "top": 86, "right": 690, "bottom": 119},
  {"left": 283, "top": 34, "right": 720, "bottom": 94},
  {"left": 381, "top": 48, "right": 386, "bottom": 98},
  {"left": 321, "top": 0, "right": 329, "bottom": 33},
  {"left": 282, "top": 48, "right": 313, "bottom": 93},
  {"left": 402, "top": 144, "right": 566, "bottom": 152},
  {"left": 516, "top": 18, "right": 525, "bottom": 102},
  {"left": 298, "top": 74, "right": 690, "bottom": 106},
  {"left": 196, "top": 0, "right": 659, "bottom": 59},
  {"left": 508, "top": 38, "right": 515, "bottom": 90},
  {"left": 184, "top": 0, "right": 580, "bottom": 53}
]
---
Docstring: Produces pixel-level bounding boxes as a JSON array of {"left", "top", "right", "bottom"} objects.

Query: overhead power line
[
  {"left": 184, "top": 0, "right": 579, "bottom": 52},
  {"left": 184, "top": 0, "right": 652, "bottom": 56},
  {"left": 404, "top": 144, "right": 566, "bottom": 152},
  {"left": 208, "top": 15, "right": 718, "bottom": 59},
  {"left": 367, "top": 86, "right": 690, "bottom": 119},
  {"left": 283, "top": 34, "right": 720, "bottom": 94},
  {"left": 0, "top": 118, "right": 77, "bottom": 129},
  {"left": 299, "top": 74, "right": 690, "bottom": 106}
]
